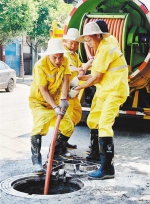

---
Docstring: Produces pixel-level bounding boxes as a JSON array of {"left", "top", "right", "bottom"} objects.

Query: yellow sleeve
[
  {"left": 63, "top": 56, "right": 71, "bottom": 75},
  {"left": 34, "top": 59, "right": 48, "bottom": 86},
  {"left": 93, "top": 44, "right": 123, "bottom": 73},
  {"left": 93, "top": 48, "right": 111, "bottom": 73}
]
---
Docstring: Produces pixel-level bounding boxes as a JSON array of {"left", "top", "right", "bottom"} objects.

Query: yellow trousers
[
  {"left": 66, "top": 97, "right": 82, "bottom": 126},
  {"left": 87, "top": 94, "right": 127, "bottom": 137},
  {"left": 29, "top": 102, "right": 74, "bottom": 137}
]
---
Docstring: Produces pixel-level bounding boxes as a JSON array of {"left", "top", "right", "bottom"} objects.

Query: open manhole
[
  {"left": 13, "top": 175, "right": 82, "bottom": 195},
  {"left": 0, "top": 159, "right": 98, "bottom": 199},
  {"left": 0, "top": 174, "right": 87, "bottom": 199}
]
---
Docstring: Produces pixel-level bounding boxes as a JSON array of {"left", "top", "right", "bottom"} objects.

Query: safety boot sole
[
  {"left": 88, "top": 174, "right": 115, "bottom": 180},
  {"left": 86, "top": 159, "right": 101, "bottom": 164},
  {"left": 32, "top": 165, "right": 45, "bottom": 175},
  {"left": 59, "top": 154, "right": 76, "bottom": 160},
  {"left": 66, "top": 143, "right": 77, "bottom": 150},
  {"left": 86, "top": 150, "right": 91, "bottom": 155}
]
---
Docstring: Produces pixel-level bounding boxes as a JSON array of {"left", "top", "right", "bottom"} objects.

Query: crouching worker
[{"left": 29, "top": 38, "right": 74, "bottom": 174}]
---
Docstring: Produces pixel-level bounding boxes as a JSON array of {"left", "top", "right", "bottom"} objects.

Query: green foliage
[
  {"left": 0, "top": 0, "right": 73, "bottom": 59},
  {"left": 0, "top": 0, "right": 37, "bottom": 44},
  {"left": 27, "top": 0, "right": 73, "bottom": 49},
  {"left": 50, "top": 0, "right": 73, "bottom": 28}
]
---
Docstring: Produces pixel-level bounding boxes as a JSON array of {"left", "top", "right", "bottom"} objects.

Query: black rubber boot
[
  {"left": 66, "top": 142, "right": 77, "bottom": 149},
  {"left": 31, "top": 135, "right": 45, "bottom": 174},
  {"left": 54, "top": 133, "right": 76, "bottom": 160},
  {"left": 88, "top": 137, "right": 115, "bottom": 180},
  {"left": 86, "top": 129, "right": 100, "bottom": 163},
  {"left": 43, "top": 133, "right": 77, "bottom": 170}
]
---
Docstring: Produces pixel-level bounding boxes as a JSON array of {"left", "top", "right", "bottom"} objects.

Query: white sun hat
[
  {"left": 63, "top": 28, "right": 79, "bottom": 41},
  {"left": 76, "top": 22, "right": 110, "bottom": 43},
  {"left": 39, "top": 38, "right": 66, "bottom": 56}
]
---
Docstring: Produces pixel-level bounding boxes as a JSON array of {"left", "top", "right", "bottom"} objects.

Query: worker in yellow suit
[
  {"left": 85, "top": 20, "right": 122, "bottom": 163},
  {"left": 75, "top": 20, "right": 129, "bottom": 180},
  {"left": 62, "top": 28, "right": 93, "bottom": 149},
  {"left": 29, "top": 38, "right": 74, "bottom": 174}
]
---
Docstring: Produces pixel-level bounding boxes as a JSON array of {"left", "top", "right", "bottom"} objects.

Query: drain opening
[
  {"left": 12, "top": 177, "right": 83, "bottom": 195},
  {"left": 1, "top": 159, "right": 99, "bottom": 197}
]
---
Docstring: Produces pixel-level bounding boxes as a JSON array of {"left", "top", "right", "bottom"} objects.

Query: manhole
[
  {"left": 0, "top": 174, "right": 85, "bottom": 199},
  {"left": 0, "top": 159, "right": 98, "bottom": 199},
  {"left": 13, "top": 175, "right": 82, "bottom": 195}
]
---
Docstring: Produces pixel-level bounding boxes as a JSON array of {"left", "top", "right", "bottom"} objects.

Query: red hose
[
  {"left": 112, "top": 19, "right": 118, "bottom": 36},
  {"left": 116, "top": 19, "right": 121, "bottom": 42},
  {"left": 119, "top": 19, "right": 124, "bottom": 51},
  {"left": 109, "top": 18, "right": 115, "bottom": 35},
  {"left": 44, "top": 114, "right": 62, "bottom": 195}
]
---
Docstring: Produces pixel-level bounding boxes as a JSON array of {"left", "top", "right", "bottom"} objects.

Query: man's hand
[
  {"left": 54, "top": 106, "right": 65, "bottom": 116},
  {"left": 59, "top": 99, "right": 69, "bottom": 110},
  {"left": 73, "top": 86, "right": 82, "bottom": 91},
  {"left": 78, "top": 57, "right": 94, "bottom": 77},
  {"left": 70, "top": 77, "right": 79, "bottom": 87},
  {"left": 68, "top": 87, "right": 79, "bottom": 98}
]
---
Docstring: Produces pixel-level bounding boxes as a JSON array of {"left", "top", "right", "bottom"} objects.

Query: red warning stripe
[
  {"left": 119, "top": 110, "right": 145, "bottom": 115},
  {"left": 140, "top": 4, "right": 149, "bottom": 14},
  {"left": 138, "top": 61, "right": 147, "bottom": 71},
  {"left": 129, "top": 49, "right": 150, "bottom": 79},
  {"left": 126, "top": 111, "right": 137, "bottom": 115},
  {"left": 70, "top": 7, "right": 77, "bottom": 16},
  {"left": 64, "top": 25, "right": 68, "bottom": 35}
]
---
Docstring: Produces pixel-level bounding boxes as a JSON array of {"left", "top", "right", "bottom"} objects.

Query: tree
[
  {"left": 0, "top": 0, "right": 37, "bottom": 44},
  {"left": 27, "top": 0, "right": 73, "bottom": 65},
  {"left": 26, "top": 0, "right": 59, "bottom": 65},
  {"left": 0, "top": 0, "right": 73, "bottom": 65},
  {"left": 50, "top": 0, "right": 73, "bottom": 28}
]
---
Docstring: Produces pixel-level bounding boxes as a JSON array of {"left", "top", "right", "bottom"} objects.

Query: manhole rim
[{"left": 0, "top": 173, "right": 95, "bottom": 199}]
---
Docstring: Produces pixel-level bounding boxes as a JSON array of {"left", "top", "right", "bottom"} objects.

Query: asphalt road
[{"left": 0, "top": 80, "right": 150, "bottom": 203}]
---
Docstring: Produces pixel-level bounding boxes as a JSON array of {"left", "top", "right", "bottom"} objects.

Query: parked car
[{"left": 0, "top": 61, "right": 16, "bottom": 92}]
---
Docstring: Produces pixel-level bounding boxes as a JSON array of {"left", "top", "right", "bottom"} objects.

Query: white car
[{"left": 0, "top": 61, "right": 16, "bottom": 92}]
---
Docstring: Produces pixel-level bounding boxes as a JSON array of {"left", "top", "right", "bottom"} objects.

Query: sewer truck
[{"left": 51, "top": 0, "right": 150, "bottom": 121}]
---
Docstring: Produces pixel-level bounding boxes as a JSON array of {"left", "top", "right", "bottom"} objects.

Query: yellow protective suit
[
  {"left": 87, "top": 37, "right": 129, "bottom": 137},
  {"left": 65, "top": 49, "right": 82, "bottom": 125},
  {"left": 29, "top": 55, "right": 74, "bottom": 137}
]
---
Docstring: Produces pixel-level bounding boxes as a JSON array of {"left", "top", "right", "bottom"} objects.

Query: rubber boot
[
  {"left": 66, "top": 142, "right": 77, "bottom": 149},
  {"left": 66, "top": 126, "right": 77, "bottom": 149},
  {"left": 88, "top": 137, "right": 115, "bottom": 180},
  {"left": 43, "top": 133, "right": 75, "bottom": 170},
  {"left": 86, "top": 129, "right": 100, "bottom": 163},
  {"left": 57, "top": 133, "right": 76, "bottom": 159},
  {"left": 43, "top": 133, "right": 76, "bottom": 170},
  {"left": 31, "top": 135, "right": 45, "bottom": 174}
]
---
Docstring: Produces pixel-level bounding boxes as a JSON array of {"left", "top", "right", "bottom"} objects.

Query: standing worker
[
  {"left": 85, "top": 20, "right": 122, "bottom": 162},
  {"left": 29, "top": 38, "right": 74, "bottom": 174},
  {"left": 63, "top": 28, "right": 93, "bottom": 149},
  {"left": 75, "top": 21, "right": 129, "bottom": 180}
]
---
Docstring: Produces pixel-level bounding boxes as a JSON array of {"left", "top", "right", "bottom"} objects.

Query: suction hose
[{"left": 44, "top": 114, "right": 62, "bottom": 195}]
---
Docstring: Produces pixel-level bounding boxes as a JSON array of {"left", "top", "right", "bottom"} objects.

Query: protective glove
[
  {"left": 70, "top": 77, "right": 79, "bottom": 87},
  {"left": 59, "top": 99, "right": 69, "bottom": 110},
  {"left": 54, "top": 106, "right": 65, "bottom": 116},
  {"left": 68, "top": 87, "right": 79, "bottom": 98}
]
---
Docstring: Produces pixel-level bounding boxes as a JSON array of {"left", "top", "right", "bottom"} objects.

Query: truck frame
[{"left": 51, "top": 0, "right": 150, "bottom": 121}]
